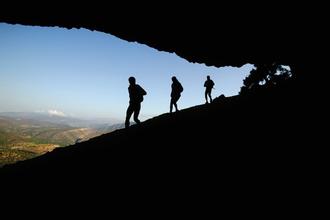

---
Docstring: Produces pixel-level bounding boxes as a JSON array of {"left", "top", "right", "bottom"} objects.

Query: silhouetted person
[
  {"left": 125, "top": 76, "right": 147, "bottom": 128},
  {"left": 170, "top": 76, "right": 183, "bottom": 113},
  {"left": 204, "top": 75, "right": 215, "bottom": 103}
]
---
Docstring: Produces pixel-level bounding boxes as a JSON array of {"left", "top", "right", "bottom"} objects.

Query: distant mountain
[
  {"left": 93, "top": 123, "right": 125, "bottom": 133},
  {"left": 0, "top": 113, "right": 124, "bottom": 166},
  {"left": 0, "top": 112, "right": 121, "bottom": 127},
  {"left": 0, "top": 115, "right": 96, "bottom": 147},
  {"left": 0, "top": 112, "right": 90, "bottom": 127}
]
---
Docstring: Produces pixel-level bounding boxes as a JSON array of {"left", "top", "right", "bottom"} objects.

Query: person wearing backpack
[
  {"left": 170, "top": 76, "right": 183, "bottom": 113},
  {"left": 125, "top": 76, "right": 147, "bottom": 128},
  {"left": 204, "top": 75, "right": 215, "bottom": 104}
]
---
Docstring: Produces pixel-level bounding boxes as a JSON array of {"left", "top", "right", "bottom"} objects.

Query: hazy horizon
[
  {"left": 0, "top": 23, "right": 253, "bottom": 121},
  {"left": 0, "top": 110, "right": 122, "bottom": 125}
]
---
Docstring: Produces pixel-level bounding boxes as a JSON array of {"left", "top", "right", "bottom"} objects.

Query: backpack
[
  {"left": 210, "top": 80, "right": 214, "bottom": 88},
  {"left": 137, "top": 85, "right": 146, "bottom": 102},
  {"left": 178, "top": 83, "right": 183, "bottom": 93}
]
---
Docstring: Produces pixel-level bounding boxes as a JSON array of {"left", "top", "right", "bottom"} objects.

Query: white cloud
[{"left": 48, "top": 110, "right": 66, "bottom": 117}]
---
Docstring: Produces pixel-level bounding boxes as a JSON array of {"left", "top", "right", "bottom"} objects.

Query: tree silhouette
[{"left": 240, "top": 63, "right": 292, "bottom": 94}]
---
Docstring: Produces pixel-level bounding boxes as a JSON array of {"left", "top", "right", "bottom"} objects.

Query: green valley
[{"left": 0, "top": 114, "right": 123, "bottom": 166}]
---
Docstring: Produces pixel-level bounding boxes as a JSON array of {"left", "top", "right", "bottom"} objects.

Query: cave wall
[{"left": 1, "top": 2, "right": 320, "bottom": 85}]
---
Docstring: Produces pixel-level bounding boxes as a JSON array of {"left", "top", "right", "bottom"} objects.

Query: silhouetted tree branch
[{"left": 240, "top": 63, "right": 292, "bottom": 94}]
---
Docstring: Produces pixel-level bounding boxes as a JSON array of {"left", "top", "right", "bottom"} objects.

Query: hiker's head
[
  {"left": 172, "top": 76, "right": 177, "bottom": 82},
  {"left": 129, "top": 76, "right": 136, "bottom": 85},
  {"left": 207, "top": 75, "right": 210, "bottom": 80}
]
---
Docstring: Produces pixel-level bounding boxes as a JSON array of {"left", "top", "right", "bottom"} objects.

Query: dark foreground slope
[
  {"left": 1, "top": 79, "right": 318, "bottom": 185},
  {"left": 1, "top": 80, "right": 325, "bottom": 215}
]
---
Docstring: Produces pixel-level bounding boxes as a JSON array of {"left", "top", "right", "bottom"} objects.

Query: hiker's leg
[
  {"left": 205, "top": 90, "right": 208, "bottom": 103},
  {"left": 209, "top": 92, "right": 212, "bottom": 103},
  {"left": 125, "top": 105, "right": 134, "bottom": 128},
  {"left": 133, "top": 103, "right": 141, "bottom": 124},
  {"left": 174, "top": 96, "right": 179, "bottom": 111},
  {"left": 174, "top": 102, "right": 178, "bottom": 111},
  {"left": 170, "top": 98, "right": 174, "bottom": 113}
]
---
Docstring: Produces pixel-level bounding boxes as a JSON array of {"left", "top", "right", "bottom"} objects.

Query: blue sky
[{"left": 0, "top": 23, "right": 252, "bottom": 122}]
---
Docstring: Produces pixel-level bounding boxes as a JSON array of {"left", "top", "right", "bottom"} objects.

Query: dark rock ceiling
[{"left": 0, "top": 4, "right": 316, "bottom": 70}]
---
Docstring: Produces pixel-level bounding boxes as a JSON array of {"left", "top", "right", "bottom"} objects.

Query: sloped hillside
[
  {"left": 1, "top": 79, "right": 312, "bottom": 183},
  {"left": 2, "top": 79, "right": 323, "bottom": 216}
]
